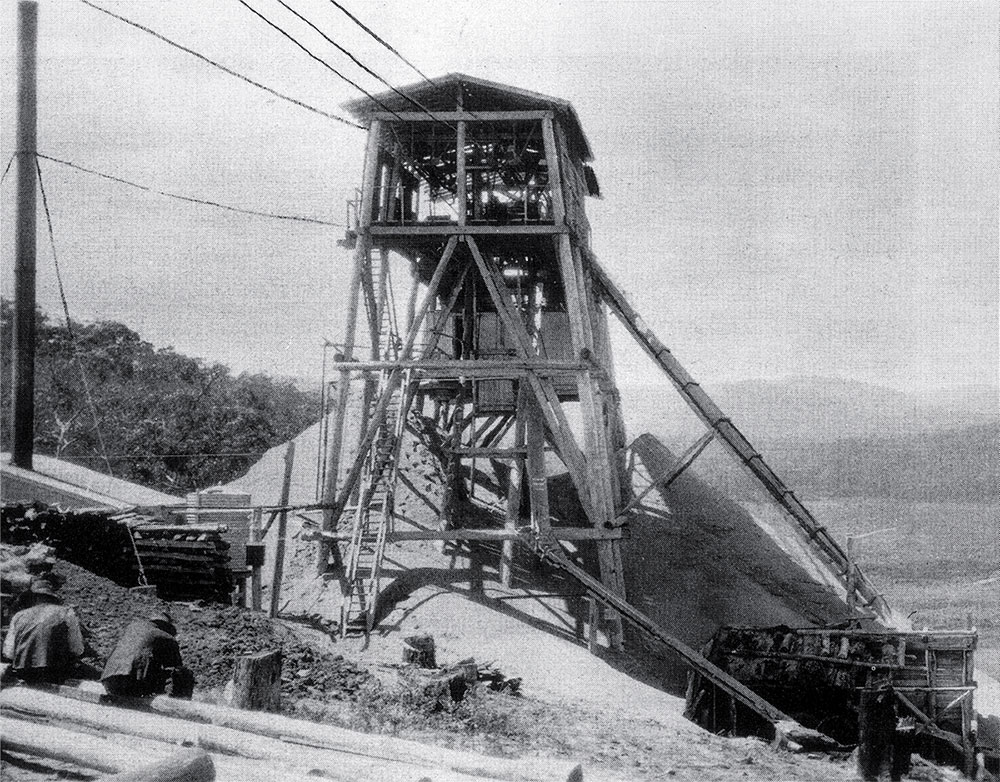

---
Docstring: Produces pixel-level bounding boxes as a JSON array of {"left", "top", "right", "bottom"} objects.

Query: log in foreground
[
  {"left": 98, "top": 749, "right": 214, "bottom": 782},
  {"left": 0, "top": 686, "right": 583, "bottom": 782},
  {"left": 0, "top": 714, "right": 147, "bottom": 774}
]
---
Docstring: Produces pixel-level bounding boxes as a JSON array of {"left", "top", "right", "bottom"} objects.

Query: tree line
[{"left": 1, "top": 300, "right": 318, "bottom": 494}]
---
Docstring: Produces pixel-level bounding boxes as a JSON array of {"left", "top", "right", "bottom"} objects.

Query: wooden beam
[
  {"left": 541, "top": 116, "right": 565, "bottom": 225},
  {"left": 524, "top": 393, "right": 551, "bottom": 536},
  {"left": 448, "top": 447, "right": 527, "bottom": 458},
  {"left": 369, "top": 110, "right": 553, "bottom": 122},
  {"left": 269, "top": 441, "right": 295, "bottom": 618},
  {"left": 308, "top": 527, "right": 623, "bottom": 542},
  {"left": 465, "top": 237, "right": 598, "bottom": 525},
  {"left": 502, "top": 389, "right": 526, "bottom": 587},
  {"left": 330, "top": 238, "right": 459, "bottom": 525},
  {"left": 320, "top": 234, "right": 370, "bottom": 573},
  {"left": 370, "top": 224, "right": 566, "bottom": 237},
  {"left": 618, "top": 429, "right": 715, "bottom": 519},
  {"left": 524, "top": 529, "right": 794, "bottom": 728},
  {"left": 332, "top": 358, "right": 589, "bottom": 375},
  {"left": 456, "top": 119, "right": 466, "bottom": 227}
]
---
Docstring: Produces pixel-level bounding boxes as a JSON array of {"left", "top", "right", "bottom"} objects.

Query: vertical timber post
[
  {"left": 269, "top": 441, "right": 295, "bottom": 618},
  {"left": 11, "top": 0, "right": 38, "bottom": 470},
  {"left": 320, "top": 120, "right": 383, "bottom": 574},
  {"left": 546, "top": 116, "right": 626, "bottom": 651}
]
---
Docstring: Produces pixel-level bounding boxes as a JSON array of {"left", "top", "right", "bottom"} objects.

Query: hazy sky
[{"left": 1, "top": 1, "right": 997, "bottom": 396}]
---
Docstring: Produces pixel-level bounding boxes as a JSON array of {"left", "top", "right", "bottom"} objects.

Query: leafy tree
[{"left": 1, "top": 300, "right": 319, "bottom": 494}]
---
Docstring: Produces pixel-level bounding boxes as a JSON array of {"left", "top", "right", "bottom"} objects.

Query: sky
[{"left": 1, "top": 0, "right": 997, "bottom": 398}]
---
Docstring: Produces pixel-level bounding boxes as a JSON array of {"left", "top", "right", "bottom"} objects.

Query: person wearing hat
[
  {"left": 1, "top": 579, "right": 86, "bottom": 684},
  {"left": 101, "top": 611, "right": 194, "bottom": 698}
]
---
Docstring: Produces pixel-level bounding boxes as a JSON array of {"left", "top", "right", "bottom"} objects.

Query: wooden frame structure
[
  {"left": 318, "top": 74, "right": 890, "bottom": 644},
  {"left": 690, "top": 625, "right": 979, "bottom": 773}
]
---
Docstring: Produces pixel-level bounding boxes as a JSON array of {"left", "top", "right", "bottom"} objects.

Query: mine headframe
[{"left": 317, "top": 73, "right": 890, "bottom": 646}]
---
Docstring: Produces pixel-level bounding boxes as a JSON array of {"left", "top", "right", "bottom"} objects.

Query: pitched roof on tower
[{"left": 343, "top": 72, "right": 594, "bottom": 162}]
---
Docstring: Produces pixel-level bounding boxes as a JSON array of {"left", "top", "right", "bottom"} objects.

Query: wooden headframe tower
[
  {"left": 319, "top": 74, "right": 629, "bottom": 641},
  {"left": 319, "top": 73, "right": 891, "bottom": 642}
]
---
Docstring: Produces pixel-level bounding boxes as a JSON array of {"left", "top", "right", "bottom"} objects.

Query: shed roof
[
  {"left": 343, "top": 73, "right": 594, "bottom": 161},
  {"left": 1, "top": 453, "right": 179, "bottom": 510}
]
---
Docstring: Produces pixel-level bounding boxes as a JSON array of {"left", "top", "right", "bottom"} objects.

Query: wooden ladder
[{"left": 341, "top": 279, "right": 409, "bottom": 635}]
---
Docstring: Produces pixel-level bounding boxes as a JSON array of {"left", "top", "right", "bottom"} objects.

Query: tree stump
[
  {"left": 223, "top": 650, "right": 281, "bottom": 711},
  {"left": 402, "top": 634, "right": 436, "bottom": 668}
]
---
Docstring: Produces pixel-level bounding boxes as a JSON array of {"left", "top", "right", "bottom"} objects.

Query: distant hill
[
  {"left": 619, "top": 376, "right": 999, "bottom": 444},
  {"left": 618, "top": 376, "right": 999, "bottom": 502},
  {"left": 761, "top": 422, "right": 999, "bottom": 502}
]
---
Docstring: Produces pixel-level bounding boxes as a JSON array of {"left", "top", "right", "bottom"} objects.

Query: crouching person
[
  {"left": 101, "top": 611, "right": 194, "bottom": 699},
  {"left": 1, "top": 580, "right": 85, "bottom": 685}
]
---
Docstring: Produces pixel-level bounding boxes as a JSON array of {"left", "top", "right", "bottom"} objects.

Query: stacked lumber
[
  {"left": 0, "top": 503, "right": 234, "bottom": 604},
  {"left": 0, "top": 685, "right": 588, "bottom": 782},
  {"left": 130, "top": 522, "right": 233, "bottom": 602},
  {"left": 1, "top": 503, "right": 137, "bottom": 585}
]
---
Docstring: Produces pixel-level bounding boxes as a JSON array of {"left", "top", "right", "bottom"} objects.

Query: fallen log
[
  {"left": 141, "top": 688, "right": 582, "bottom": 782},
  {"left": 98, "top": 749, "right": 214, "bottom": 782},
  {"left": 0, "top": 686, "right": 560, "bottom": 782},
  {"left": 0, "top": 714, "right": 144, "bottom": 774}
]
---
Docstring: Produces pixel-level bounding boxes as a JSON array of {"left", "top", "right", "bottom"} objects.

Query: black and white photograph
[{"left": 1, "top": 2, "right": 997, "bottom": 780}]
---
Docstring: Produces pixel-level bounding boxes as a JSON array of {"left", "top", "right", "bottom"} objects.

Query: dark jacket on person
[
  {"left": 101, "top": 617, "right": 183, "bottom": 696},
  {"left": 2, "top": 598, "right": 85, "bottom": 681}
]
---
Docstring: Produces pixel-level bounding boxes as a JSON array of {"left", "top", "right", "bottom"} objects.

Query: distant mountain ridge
[
  {"left": 620, "top": 375, "right": 998, "bottom": 444},
  {"left": 618, "top": 376, "right": 998, "bottom": 502}
]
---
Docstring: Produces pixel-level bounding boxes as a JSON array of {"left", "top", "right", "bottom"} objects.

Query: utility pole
[{"left": 11, "top": 0, "right": 38, "bottom": 469}]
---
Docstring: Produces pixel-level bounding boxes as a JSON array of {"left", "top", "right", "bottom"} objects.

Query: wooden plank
[{"left": 370, "top": 224, "right": 566, "bottom": 236}]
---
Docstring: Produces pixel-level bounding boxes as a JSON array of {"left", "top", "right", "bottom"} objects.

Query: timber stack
[
  {"left": 128, "top": 519, "right": 233, "bottom": 602},
  {"left": 1, "top": 503, "right": 232, "bottom": 603}
]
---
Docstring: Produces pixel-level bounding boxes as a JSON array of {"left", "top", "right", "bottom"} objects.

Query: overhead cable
[
  {"left": 236, "top": 0, "right": 406, "bottom": 122},
  {"left": 35, "top": 158, "right": 117, "bottom": 477},
  {"left": 1, "top": 154, "right": 14, "bottom": 184},
  {"left": 78, "top": 0, "right": 364, "bottom": 129},
  {"left": 37, "top": 154, "right": 344, "bottom": 227},
  {"left": 325, "top": 0, "right": 437, "bottom": 90},
  {"left": 273, "top": 0, "right": 449, "bottom": 128}
]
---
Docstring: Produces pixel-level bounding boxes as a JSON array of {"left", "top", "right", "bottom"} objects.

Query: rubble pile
[{"left": 54, "top": 559, "right": 375, "bottom": 706}]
